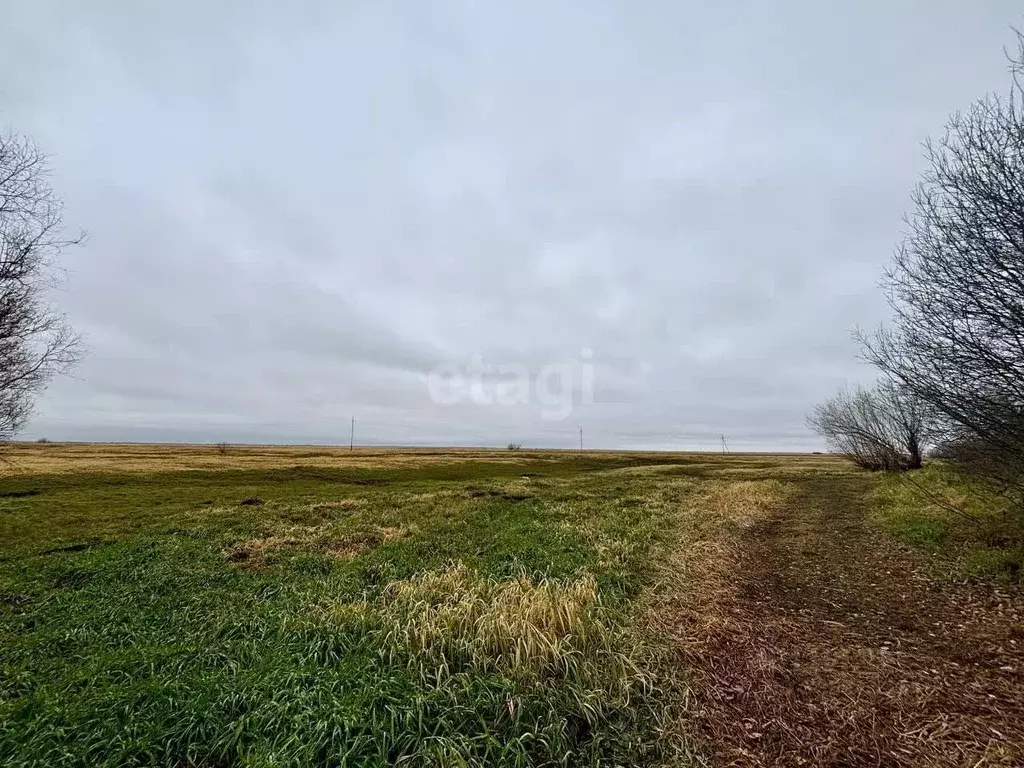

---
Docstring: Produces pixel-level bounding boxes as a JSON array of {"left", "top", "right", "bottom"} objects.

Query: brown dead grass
[
  {"left": 635, "top": 477, "right": 794, "bottom": 763},
  {"left": 642, "top": 477, "right": 792, "bottom": 667},
  {"left": 224, "top": 534, "right": 302, "bottom": 566},
  {"left": 674, "top": 473, "right": 1024, "bottom": 767},
  {"left": 0, "top": 442, "right": 545, "bottom": 474},
  {"left": 309, "top": 498, "right": 365, "bottom": 513},
  {"left": 700, "top": 479, "right": 790, "bottom": 526},
  {"left": 224, "top": 524, "right": 408, "bottom": 566},
  {"left": 0, "top": 441, "right": 846, "bottom": 475},
  {"left": 325, "top": 526, "right": 407, "bottom": 559}
]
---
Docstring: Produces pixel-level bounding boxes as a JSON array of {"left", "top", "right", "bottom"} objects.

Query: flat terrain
[
  {"left": 686, "top": 474, "right": 1024, "bottom": 767},
  {"left": 0, "top": 444, "right": 1020, "bottom": 766}
]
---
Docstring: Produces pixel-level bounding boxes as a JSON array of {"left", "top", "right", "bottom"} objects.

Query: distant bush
[
  {"left": 507, "top": 442, "right": 522, "bottom": 452},
  {"left": 808, "top": 380, "right": 930, "bottom": 471},
  {"left": 36, "top": 437, "right": 50, "bottom": 444},
  {"left": 215, "top": 442, "right": 230, "bottom": 455}
]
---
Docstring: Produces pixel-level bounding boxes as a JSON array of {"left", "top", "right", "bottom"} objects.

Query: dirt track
[{"left": 693, "top": 474, "right": 1024, "bottom": 767}]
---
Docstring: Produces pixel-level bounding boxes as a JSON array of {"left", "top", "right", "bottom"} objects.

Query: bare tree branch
[
  {"left": 808, "top": 380, "right": 931, "bottom": 472},
  {"left": 856, "top": 33, "right": 1024, "bottom": 508},
  {"left": 0, "top": 131, "right": 82, "bottom": 441}
]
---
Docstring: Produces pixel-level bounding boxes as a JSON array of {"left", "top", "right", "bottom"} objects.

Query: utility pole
[
  {"left": 720, "top": 434, "right": 729, "bottom": 454},
  {"left": 579, "top": 426, "right": 583, "bottom": 453},
  {"left": 350, "top": 417, "right": 355, "bottom": 452}
]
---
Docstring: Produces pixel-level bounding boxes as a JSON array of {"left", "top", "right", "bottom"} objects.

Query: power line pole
[
  {"left": 579, "top": 426, "right": 583, "bottom": 453},
  {"left": 720, "top": 434, "right": 729, "bottom": 454},
  {"left": 350, "top": 417, "right": 355, "bottom": 452}
]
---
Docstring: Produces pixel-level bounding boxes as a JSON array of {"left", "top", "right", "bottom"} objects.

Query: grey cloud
[{"left": 1, "top": 1, "right": 1020, "bottom": 449}]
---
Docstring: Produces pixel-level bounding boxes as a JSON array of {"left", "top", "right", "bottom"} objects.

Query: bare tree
[
  {"left": 808, "top": 380, "right": 929, "bottom": 471},
  {"left": 0, "top": 131, "right": 81, "bottom": 441},
  {"left": 857, "top": 33, "right": 1024, "bottom": 496}
]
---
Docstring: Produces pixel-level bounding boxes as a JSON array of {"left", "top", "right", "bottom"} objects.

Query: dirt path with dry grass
[{"left": 691, "top": 473, "right": 1024, "bottom": 767}]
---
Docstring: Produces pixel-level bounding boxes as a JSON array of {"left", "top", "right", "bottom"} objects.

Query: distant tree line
[{"left": 811, "top": 33, "right": 1024, "bottom": 512}]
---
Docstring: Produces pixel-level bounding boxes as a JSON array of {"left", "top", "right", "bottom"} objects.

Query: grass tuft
[{"left": 371, "top": 564, "right": 640, "bottom": 685}]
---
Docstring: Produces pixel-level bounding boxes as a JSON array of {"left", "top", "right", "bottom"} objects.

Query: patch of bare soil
[
  {"left": 224, "top": 526, "right": 407, "bottom": 566},
  {"left": 691, "top": 474, "right": 1024, "bottom": 767},
  {"left": 325, "top": 526, "right": 406, "bottom": 558}
]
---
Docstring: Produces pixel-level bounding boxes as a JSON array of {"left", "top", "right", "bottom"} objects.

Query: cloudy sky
[{"left": 1, "top": 2, "right": 1020, "bottom": 450}]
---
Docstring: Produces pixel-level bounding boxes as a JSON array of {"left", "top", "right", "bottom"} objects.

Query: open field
[{"left": 1, "top": 445, "right": 1021, "bottom": 767}]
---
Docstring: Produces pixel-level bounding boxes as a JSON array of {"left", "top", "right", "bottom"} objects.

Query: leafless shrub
[
  {"left": 857, "top": 34, "right": 1024, "bottom": 500},
  {"left": 0, "top": 131, "right": 81, "bottom": 442},
  {"left": 215, "top": 442, "right": 230, "bottom": 455},
  {"left": 507, "top": 442, "right": 522, "bottom": 452},
  {"left": 808, "top": 380, "right": 930, "bottom": 471}
]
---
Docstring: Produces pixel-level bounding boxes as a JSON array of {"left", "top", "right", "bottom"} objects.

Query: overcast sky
[{"left": 1, "top": 2, "right": 1020, "bottom": 450}]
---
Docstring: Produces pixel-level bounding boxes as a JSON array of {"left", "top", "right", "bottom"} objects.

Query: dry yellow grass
[
  {"left": 0, "top": 442, "right": 539, "bottom": 474},
  {"left": 309, "top": 498, "right": 365, "bottom": 513},
  {"left": 0, "top": 441, "right": 844, "bottom": 475},
  {"left": 224, "top": 523, "right": 409, "bottom": 566},
  {"left": 328, "top": 563, "right": 650, "bottom": 695},
  {"left": 700, "top": 478, "right": 792, "bottom": 525},
  {"left": 641, "top": 477, "right": 794, "bottom": 640}
]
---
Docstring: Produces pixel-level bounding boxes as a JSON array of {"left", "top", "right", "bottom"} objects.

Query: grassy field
[
  {"left": 1, "top": 444, "right": 1019, "bottom": 767},
  {"left": 873, "top": 463, "right": 1024, "bottom": 582}
]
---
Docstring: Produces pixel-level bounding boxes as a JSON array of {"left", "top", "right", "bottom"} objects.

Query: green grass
[
  {"left": 0, "top": 456, "right": 687, "bottom": 555},
  {"left": 1, "top": 448, "right": 886, "bottom": 766},
  {"left": 0, "top": 453, "right": 703, "bottom": 767},
  {"left": 873, "top": 462, "right": 1024, "bottom": 583}
]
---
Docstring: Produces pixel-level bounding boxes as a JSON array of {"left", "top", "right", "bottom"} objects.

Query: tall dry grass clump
[
  {"left": 334, "top": 563, "right": 653, "bottom": 696},
  {"left": 319, "top": 563, "right": 684, "bottom": 763},
  {"left": 702, "top": 478, "right": 790, "bottom": 526}
]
